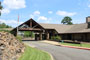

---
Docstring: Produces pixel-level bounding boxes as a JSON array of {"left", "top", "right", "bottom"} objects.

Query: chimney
[{"left": 86, "top": 16, "right": 90, "bottom": 28}]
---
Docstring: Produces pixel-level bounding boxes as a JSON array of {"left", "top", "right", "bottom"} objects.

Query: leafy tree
[
  {"left": 61, "top": 16, "right": 73, "bottom": 25},
  {"left": 24, "top": 31, "right": 34, "bottom": 38},
  {"left": 0, "top": 23, "right": 12, "bottom": 28},
  {"left": 0, "top": 1, "right": 3, "bottom": 16}
]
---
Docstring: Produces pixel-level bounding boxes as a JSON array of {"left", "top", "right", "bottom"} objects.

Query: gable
[{"left": 18, "top": 18, "right": 44, "bottom": 29}]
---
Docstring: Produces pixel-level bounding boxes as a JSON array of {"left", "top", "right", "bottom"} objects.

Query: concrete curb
[
  {"left": 60, "top": 45, "right": 90, "bottom": 50},
  {"left": 41, "top": 41, "right": 90, "bottom": 51}
]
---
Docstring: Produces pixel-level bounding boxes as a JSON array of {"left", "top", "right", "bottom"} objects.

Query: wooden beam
[
  {"left": 30, "top": 20, "right": 32, "bottom": 28},
  {"left": 32, "top": 24, "right": 38, "bottom": 28},
  {"left": 19, "top": 28, "right": 42, "bottom": 31}
]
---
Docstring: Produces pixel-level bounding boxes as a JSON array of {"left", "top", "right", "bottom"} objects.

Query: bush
[
  {"left": 51, "top": 35, "right": 61, "bottom": 42},
  {"left": 16, "top": 35, "right": 22, "bottom": 42},
  {"left": 24, "top": 31, "right": 35, "bottom": 38},
  {"left": 0, "top": 30, "right": 11, "bottom": 33}
]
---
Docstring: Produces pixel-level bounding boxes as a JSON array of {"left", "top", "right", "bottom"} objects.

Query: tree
[
  {"left": 0, "top": 23, "right": 12, "bottom": 28},
  {"left": 61, "top": 16, "right": 73, "bottom": 25},
  {"left": 0, "top": 1, "right": 3, "bottom": 16}
]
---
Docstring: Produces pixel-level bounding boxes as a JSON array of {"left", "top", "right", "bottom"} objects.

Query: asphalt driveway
[{"left": 24, "top": 41, "right": 90, "bottom": 60}]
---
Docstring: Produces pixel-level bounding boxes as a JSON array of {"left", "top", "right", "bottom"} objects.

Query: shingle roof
[{"left": 40, "top": 23, "right": 90, "bottom": 34}]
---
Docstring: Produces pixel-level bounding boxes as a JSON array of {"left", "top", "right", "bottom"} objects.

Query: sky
[{"left": 0, "top": 0, "right": 90, "bottom": 27}]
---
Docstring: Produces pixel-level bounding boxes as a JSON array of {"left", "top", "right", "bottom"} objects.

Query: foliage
[
  {"left": 24, "top": 31, "right": 34, "bottom": 38},
  {"left": 0, "top": 30, "right": 11, "bottom": 33},
  {"left": 18, "top": 45, "right": 51, "bottom": 60},
  {"left": 51, "top": 35, "right": 61, "bottom": 41},
  {"left": 16, "top": 35, "right": 22, "bottom": 42},
  {"left": 0, "top": 23, "right": 12, "bottom": 28},
  {"left": 0, "top": 1, "right": 3, "bottom": 16},
  {"left": 61, "top": 16, "right": 73, "bottom": 25}
]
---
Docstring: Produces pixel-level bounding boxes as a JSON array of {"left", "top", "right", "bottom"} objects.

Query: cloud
[
  {"left": 30, "top": 11, "right": 40, "bottom": 18},
  {"left": 37, "top": 16, "right": 52, "bottom": 23},
  {"left": 56, "top": 10, "right": 77, "bottom": 16},
  {"left": 1, "top": 8, "right": 10, "bottom": 14},
  {"left": 33, "top": 11, "right": 40, "bottom": 15},
  {"left": 1, "top": 0, "right": 26, "bottom": 14},
  {"left": 3, "top": 0, "right": 26, "bottom": 9},
  {"left": 38, "top": 16, "right": 48, "bottom": 21},
  {"left": 37, "top": 16, "right": 52, "bottom": 22},
  {"left": 0, "top": 19, "right": 23, "bottom": 25},
  {"left": 48, "top": 11, "right": 53, "bottom": 14},
  {"left": 29, "top": 11, "right": 52, "bottom": 23},
  {"left": 30, "top": 14, "right": 35, "bottom": 18},
  {"left": 88, "top": 4, "right": 90, "bottom": 7}
]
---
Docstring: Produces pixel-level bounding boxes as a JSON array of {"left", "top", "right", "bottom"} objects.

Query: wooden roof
[
  {"left": 40, "top": 23, "right": 90, "bottom": 34},
  {"left": 13, "top": 18, "right": 90, "bottom": 34},
  {"left": 12, "top": 18, "right": 44, "bottom": 32}
]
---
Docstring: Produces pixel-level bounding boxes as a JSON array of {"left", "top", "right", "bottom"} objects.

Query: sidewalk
[
  {"left": 41, "top": 40, "right": 90, "bottom": 50},
  {"left": 40, "top": 40, "right": 60, "bottom": 46}
]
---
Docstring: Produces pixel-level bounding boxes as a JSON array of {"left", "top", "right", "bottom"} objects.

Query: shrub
[
  {"left": 0, "top": 30, "right": 11, "bottom": 33},
  {"left": 51, "top": 35, "right": 61, "bottom": 42},
  {"left": 16, "top": 35, "right": 22, "bottom": 42},
  {"left": 24, "top": 31, "right": 35, "bottom": 38}
]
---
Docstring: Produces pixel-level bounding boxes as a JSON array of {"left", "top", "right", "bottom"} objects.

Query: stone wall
[{"left": 0, "top": 32, "right": 25, "bottom": 60}]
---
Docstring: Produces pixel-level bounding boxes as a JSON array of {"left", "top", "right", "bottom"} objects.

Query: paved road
[{"left": 24, "top": 41, "right": 90, "bottom": 60}]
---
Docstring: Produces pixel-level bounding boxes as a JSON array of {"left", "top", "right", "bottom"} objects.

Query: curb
[
  {"left": 41, "top": 41, "right": 90, "bottom": 51},
  {"left": 60, "top": 45, "right": 90, "bottom": 50}
]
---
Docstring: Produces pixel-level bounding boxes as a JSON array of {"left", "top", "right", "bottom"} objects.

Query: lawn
[
  {"left": 18, "top": 45, "right": 51, "bottom": 60},
  {"left": 60, "top": 42, "right": 90, "bottom": 48}
]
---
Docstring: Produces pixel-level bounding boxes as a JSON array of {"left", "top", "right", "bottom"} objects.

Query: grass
[
  {"left": 60, "top": 42, "right": 90, "bottom": 48},
  {"left": 18, "top": 45, "right": 51, "bottom": 60}
]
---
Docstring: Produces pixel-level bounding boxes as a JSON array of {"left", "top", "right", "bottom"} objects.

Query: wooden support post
[
  {"left": 46, "top": 32, "right": 49, "bottom": 40},
  {"left": 40, "top": 33, "right": 42, "bottom": 40},
  {"left": 30, "top": 20, "right": 32, "bottom": 28}
]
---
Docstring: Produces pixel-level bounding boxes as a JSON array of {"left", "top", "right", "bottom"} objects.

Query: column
[
  {"left": 40, "top": 33, "right": 42, "bottom": 40},
  {"left": 46, "top": 32, "right": 49, "bottom": 40}
]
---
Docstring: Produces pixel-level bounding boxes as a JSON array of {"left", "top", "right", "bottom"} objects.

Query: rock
[{"left": 0, "top": 32, "right": 25, "bottom": 60}]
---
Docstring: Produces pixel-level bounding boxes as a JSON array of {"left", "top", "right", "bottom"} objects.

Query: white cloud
[
  {"left": 3, "top": 0, "right": 26, "bottom": 9},
  {"left": 1, "top": 8, "right": 10, "bottom": 14},
  {"left": 1, "top": 0, "right": 26, "bottom": 14},
  {"left": 88, "top": 4, "right": 90, "bottom": 7},
  {"left": 48, "top": 11, "right": 53, "bottom": 14},
  {"left": 29, "top": 11, "right": 52, "bottom": 23},
  {"left": 33, "top": 11, "right": 40, "bottom": 15},
  {"left": 38, "top": 16, "right": 48, "bottom": 21},
  {"left": 30, "top": 14, "right": 34, "bottom": 18},
  {"left": 56, "top": 10, "right": 77, "bottom": 16},
  {"left": 0, "top": 19, "right": 23, "bottom": 25},
  {"left": 30, "top": 11, "right": 40, "bottom": 18}
]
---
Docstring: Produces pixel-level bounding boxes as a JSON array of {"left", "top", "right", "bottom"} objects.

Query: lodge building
[{"left": 12, "top": 16, "right": 90, "bottom": 42}]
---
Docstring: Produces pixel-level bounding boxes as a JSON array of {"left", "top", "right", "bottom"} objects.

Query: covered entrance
[{"left": 12, "top": 18, "right": 47, "bottom": 41}]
